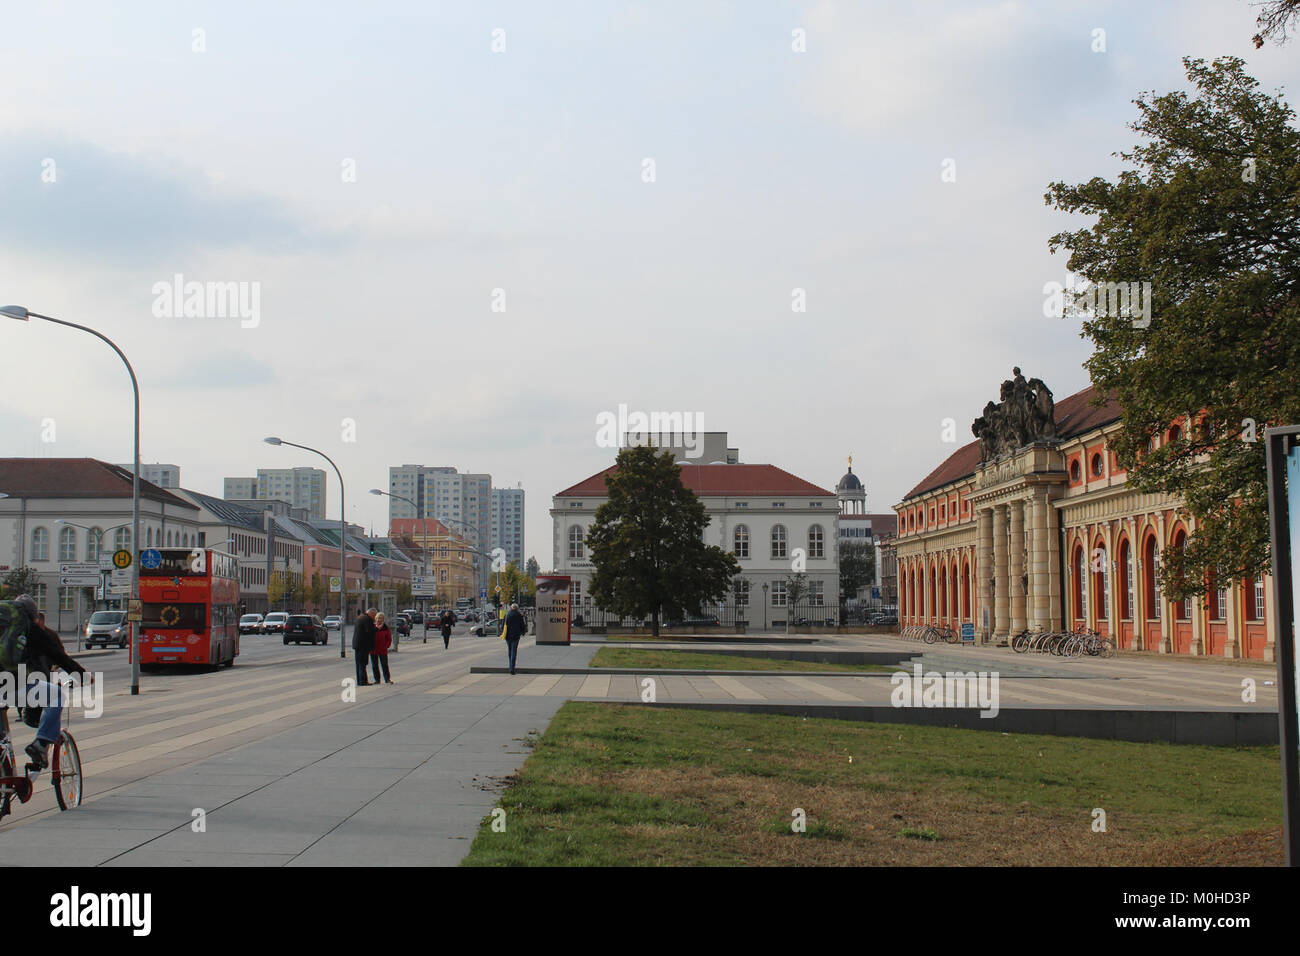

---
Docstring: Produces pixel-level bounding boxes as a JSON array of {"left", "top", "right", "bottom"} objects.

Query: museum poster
[{"left": 536, "top": 574, "right": 572, "bottom": 645}]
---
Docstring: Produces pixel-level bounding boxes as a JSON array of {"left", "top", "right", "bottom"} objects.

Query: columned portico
[{"left": 1029, "top": 490, "right": 1051, "bottom": 630}]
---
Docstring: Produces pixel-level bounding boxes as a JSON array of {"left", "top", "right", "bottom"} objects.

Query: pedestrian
[
  {"left": 352, "top": 607, "right": 377, "bottom": 686},
  {"left": 439, "top": 607, "right": 455, "bottom": 650},
  {"left": 371, "top": 612, "right": 393, "bottom": 684},
  {"left": 502, "top": 602, "right": 527, "bottom": 675}
]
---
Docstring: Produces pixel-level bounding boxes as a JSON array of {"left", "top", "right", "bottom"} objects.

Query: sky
[{"left": 2, "top": 0, "right": 1297, "bottom": 565}]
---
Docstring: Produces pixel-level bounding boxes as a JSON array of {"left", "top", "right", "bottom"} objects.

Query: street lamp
[
  {"left": 265, "top": 437, "right": 348, "bottom": 659},
  {"left": 762, "top": 582, "right": 769, "bottom": 631},
  {"left": 4, "top": 305, "right": 142, "bottom": 695}
]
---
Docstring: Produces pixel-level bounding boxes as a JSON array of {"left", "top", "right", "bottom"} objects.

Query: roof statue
[{"left": 970, "top": 367, "right": 1057, "bottom": 462}]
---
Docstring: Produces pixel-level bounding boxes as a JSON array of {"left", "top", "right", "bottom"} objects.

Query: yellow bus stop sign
[{"left": 112, "top": 549, "right": 132, "bottom": 569}]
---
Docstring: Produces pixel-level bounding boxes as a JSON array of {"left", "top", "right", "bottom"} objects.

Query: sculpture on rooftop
[{"left": 971, "top": 367, "right": 1057, "bottom": 462}]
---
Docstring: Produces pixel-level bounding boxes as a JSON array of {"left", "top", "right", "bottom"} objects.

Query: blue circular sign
[{"left": 141, "top": 548, "right": 162, "bottom": 570}]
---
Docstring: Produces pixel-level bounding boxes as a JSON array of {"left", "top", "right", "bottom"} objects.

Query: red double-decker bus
[{"left": 138, "top": 548, "right": 240, "bottom": 668}]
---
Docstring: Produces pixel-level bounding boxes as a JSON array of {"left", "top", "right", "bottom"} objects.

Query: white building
[
  {"left": 387, "top": 465, "right": 493, "bottom": 590},
  {"left": 551, "top": 460, "right": 838, "bottom": 620},
  {"left": 118, "top": 462, "right": 181, "bottom": 488},
  {"left": 491, "top": 485, "right": 525, "bottom": 569},
  {"left": 0, "top": 459, "right": 202, "bottom": 630}
]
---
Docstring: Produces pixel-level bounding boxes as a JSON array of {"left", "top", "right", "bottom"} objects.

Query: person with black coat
[
  {"left": 6, "top": 595, "right": 90, "bottom": 771},
  {"left": 351, "top": 607, "right": 377, "bottom": 686},
  {"left": 503, "top": 603, "right": 527, "bottom": 675},
  {"left": 439, "top": 608, "right": 455, "bottom": 650}
]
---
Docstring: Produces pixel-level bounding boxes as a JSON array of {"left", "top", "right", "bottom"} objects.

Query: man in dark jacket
[
  {"left": 439, "top": 608, "right": 455, "bottom": 650},
  {"left": 503, "top": 603, "right": 527, "bottom": 675},
  {"left": 7, "top": 595, "right": 90, "bottom": 771},
  {"left": 352, "top": 608, "right": 377, "bottom": 686}
]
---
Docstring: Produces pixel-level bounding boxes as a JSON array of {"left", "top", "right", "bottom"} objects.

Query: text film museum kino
[{"left": 894, "top": 369, "right": 1276, "bottom": 660}]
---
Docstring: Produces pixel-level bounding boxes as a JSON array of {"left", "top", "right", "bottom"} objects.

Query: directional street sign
[
  {"left": 98, "top": 553, "right": 116, "bottom": 571},
  {"left": 60, "top": 573, "right": 100, "bottom": 586}
]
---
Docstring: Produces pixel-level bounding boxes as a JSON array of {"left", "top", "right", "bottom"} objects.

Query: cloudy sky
[{"left": 2, "top": 0, "right": 1296, "bottom": 563}]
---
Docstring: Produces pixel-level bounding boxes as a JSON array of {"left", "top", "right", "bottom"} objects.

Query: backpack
[{"left": 0, "top": 600, "right": 32, "bottom": 673}]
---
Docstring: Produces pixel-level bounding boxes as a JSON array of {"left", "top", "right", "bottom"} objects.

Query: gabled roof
[
  {"left": 176, "top": 489, "right": 267, "bottom": 531},
  {"left": 901, "top": 385, "right": 1123, "bottom": 501},
  {"left": 556, "top": 463, "right": 834, "bottom": 498},
  {"left": 0, "top": 458, "right": 199, "bottom": 510}
]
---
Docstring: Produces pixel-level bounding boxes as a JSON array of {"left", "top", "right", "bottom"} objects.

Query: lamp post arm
[{"left": 277, "top": 439, "right": 347, "bottom": 658}]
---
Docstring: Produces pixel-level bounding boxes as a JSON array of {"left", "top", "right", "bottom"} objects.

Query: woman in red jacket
[{"left": 371, "top": 612, "right": 394, "bottom": 684}]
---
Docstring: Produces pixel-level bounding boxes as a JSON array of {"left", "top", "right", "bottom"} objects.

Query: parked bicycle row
[
  {"left": 899, "top": 623, "right": 965, "bottom": 645},
  {"left": 1011, "top": 627, "right": 1116, "bottom": 658}
]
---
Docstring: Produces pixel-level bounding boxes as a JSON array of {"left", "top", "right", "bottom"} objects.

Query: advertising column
[{"left": 535, "top": 574, "right": 571, "bottom": 645}]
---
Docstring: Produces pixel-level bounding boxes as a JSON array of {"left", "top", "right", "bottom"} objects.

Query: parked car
[
  {"left": 85, "top": 610, "right": 129, "bottom": 648},
  {"left": 262, "top": 612, "right": 290, "bottom": 634},
  {"left": 870, "top": 613, "right": 899, "bottom": 627},
  {"left": 401, "top": 610, "right": 424, "bottom": 626},
  {"left": 284, "top": 614, "right": 327, "bottom": 645},
  {"left": 323, "top": 615, "right": 341, "bottom": 631},
  {"left": 239, "top": 613, "right": 264, "bottom": 635},
  {"left": 391, "top": 614, "right": 411, "bottom": 637}
]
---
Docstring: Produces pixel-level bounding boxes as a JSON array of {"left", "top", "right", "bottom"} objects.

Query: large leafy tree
[
  {"left": 838, "top": 543, "right": 876, "bottom": 599},
  {"left": 1045, "top": 56, "right": 1300, "bottom": 598},
  {"left": 1, "top": 567, "right": 39, "bottom": 599},
  {"left": 586, "top": 445, "right": 741, "bottom": 635}
]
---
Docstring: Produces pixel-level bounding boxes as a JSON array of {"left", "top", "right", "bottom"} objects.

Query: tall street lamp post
[
  {"left": 4, "top": 305, "right": 142, "bottom": 694},
  {"left": 265, "top": 437, "right": 348, "bottom": 660}
]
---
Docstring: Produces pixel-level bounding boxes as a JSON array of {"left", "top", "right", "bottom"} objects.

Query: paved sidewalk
[{"left": 1, "top": 638, "right": 598, "bottom": 866}]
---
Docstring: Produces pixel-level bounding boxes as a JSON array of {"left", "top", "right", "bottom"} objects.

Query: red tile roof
[
  {"left": 556, "top": 464, "right": 834, "bottom": 498},
  {"left": 901, "top": 385, "right": 1122, "bottom": 501},
  {"left": 0, "top": 458, "right": 197, "bottom": 509},
  {"left": 388, "top": 517, "right": 471, "bottom": 542}
]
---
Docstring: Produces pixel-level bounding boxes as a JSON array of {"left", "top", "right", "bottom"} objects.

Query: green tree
[
  {"left": 586, "top": 445, "right": 741, "bottom": 636},
  {"left": 838, "top": 543, "right": 876, "bottom": 600},
  {"left": 1045, "top": 56, "right": 1300, "bottom": 599},
  {"left": 1, "top": 566, "right": 39, "bottom": 600},
  {"left": 498, "top": 561, "right": 536, "bottom": 605},
  {"left": 783, "top": 572, "right": 810, "bottom": 634}
]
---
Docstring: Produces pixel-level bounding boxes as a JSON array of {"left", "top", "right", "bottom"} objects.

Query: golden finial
[{"left": 848, "top": 454, "right": 853, "bottom": 470}]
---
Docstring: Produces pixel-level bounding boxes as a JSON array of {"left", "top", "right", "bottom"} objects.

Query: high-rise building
[
  {"left": 222, "top": 468, "right": 327, "bottom": 520},
  {"left": 491, "top": 485, "right": 525, "bottom": 569},
  {"left": 386, "top": 465, "right": 493, "bottom": 590},
  {"left": 118, "top": 462, "right": 181, "bottom": 488}
]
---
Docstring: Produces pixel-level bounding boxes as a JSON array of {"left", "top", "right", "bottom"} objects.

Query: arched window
[
  {"left": 949, "top": 563, "right": 957, "bottom": 619},
  {"left": 1093, "top": 543, "right": 1108, "bottom": 619},
  {"left": 87, "top": 527, "right": 103, "bottom": 562},
  {"left": 771, "top": 525, "right": 787, "bottom": 560},
  {"left": 31, "top": 527, "right": 49, "bottom": 562},
  {"left": 567, "top": 525, "right": 584, "bottom": 560},
  {"left": 58, "top": 526, "right": 76, "bottom": 562},
  {"left": 939, "top": 564, "right": 948, "bottom": 618},
  {"left": 1168, "top": 424, "right": 1182, "bottom": 443},
  {"left": 928, "top": 565, "right": 936, "bottom": 617},
  {"left": 734, "top": 525, "right": 750, "bottom": 559},
  {"left": 808, "top": 525, "right": 824, "bottom": 559},
  {"left": 1169, "top": 530, "right": 1192, "bottom": 620},
  {"left": 900, "top": 568, "right": 907, "bottom": 616},
  {"left": 1091, "top": 453, "right": 1104, "bottom": 477},
  {"left": 1070, "top": 459, "right": 1081, "bottom": 483},
  {"left": 962, "top": 561, "right": 971, "bottom": 618},
  {"left": 1118, "top": 538, "right": 1133, "bottom": 620},
  {"left": 1073, "top": 544, "right": 1086, "bottom": 620},
  {"left": 1144, "top": 535, "right": 1160, "bottom": 619}
]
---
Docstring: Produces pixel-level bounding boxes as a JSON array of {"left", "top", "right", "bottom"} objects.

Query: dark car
[
  {"left": 284, "top": 614, "right": 327, "bottom": 645},
  {"left": 391, "top": 614, "right": 411, "bottom": 637},
  {"left": 402, "top": 610, "right": 424, "bottom": 626},
  {"left": 870, "top": 613, "right": 899, "bottom": 627}
]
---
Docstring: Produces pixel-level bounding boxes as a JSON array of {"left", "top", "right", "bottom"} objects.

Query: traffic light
[{"left": 369, "top": 542, "right": 376, "bottom": 556}]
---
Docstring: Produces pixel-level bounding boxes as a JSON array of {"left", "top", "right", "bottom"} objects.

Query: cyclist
[{"left": 4, "top": 594, "right": 90, "bottom": 771}]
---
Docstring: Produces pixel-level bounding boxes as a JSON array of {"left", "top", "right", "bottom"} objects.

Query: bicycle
[{"left": 0, "top": 679, "right": 84, "bottom": 820}]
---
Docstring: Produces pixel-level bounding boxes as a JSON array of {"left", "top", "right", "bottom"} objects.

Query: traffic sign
[
  {"left": 60, "top": 561, "right": 98, "bottom": 575},
  {"left": 110, "top": 568, "right": 131, "bottom": 587},
  {"left": 479, "top": 588, "right": 487, "bottom": 601},
  {"left": 329, "top": 576, "right": 341, "bottom": 593},
  {"left": 127, "top": 599, "right": 142, "bottom": 623},
  {"left": 141, "top": 548, "right": 162, "bottom": 570},
  {"left": 60, "top": 573, "right": 100, "bottom": 586},
  {"left": 112, "top": 549, "right": 132, "bottom": 569},
  {"left": 98, "top": 553, "right": 115, "bottom": 571}
]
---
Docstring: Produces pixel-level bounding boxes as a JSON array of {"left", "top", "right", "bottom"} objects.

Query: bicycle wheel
[
  {"left": 923, "top": 627, "right": 937, "bottom": 645},
  {"left": 0, "top": 750, "right": 13, "bottom": 821},
  {"left": 53, "top": 730, "right": 82, "bottom": 810}
]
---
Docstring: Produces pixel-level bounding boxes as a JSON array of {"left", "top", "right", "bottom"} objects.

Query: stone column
[
  {"left": 993, "top": 504, "right": 1009, "bottom": 640},
  {"left": 1225, "top": 577, "right": 1239, "bottom": 658},
  {"left": 1129, "top": 517, "right": 1143, "bottom": 650},
  {"left": 1045, "top": 498, "right": 1062, "bottom": 630},
  {"left": 1009, "top": 500, "right": 1027, "bottom": 636},
  {"left": 977, "top": 507, "right": 994, "bottom": 641},
  {"left": 1030, "top": 492, "right": 1050, "bottom": 630}
]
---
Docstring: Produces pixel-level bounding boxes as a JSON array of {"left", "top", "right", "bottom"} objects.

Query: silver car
[{"left": 85, "top": 610, "right": 129, "bottom": 648}]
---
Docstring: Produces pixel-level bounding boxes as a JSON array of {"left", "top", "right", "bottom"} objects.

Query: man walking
[
  {"left": 352, "top": 607, "right": 377, "bottom": 686},
  {"left": 439, "top": 607, "right": 455, "bottom": 650},
  {"left": 503, "top": 602, "right": 527, "bottom": 675}
]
